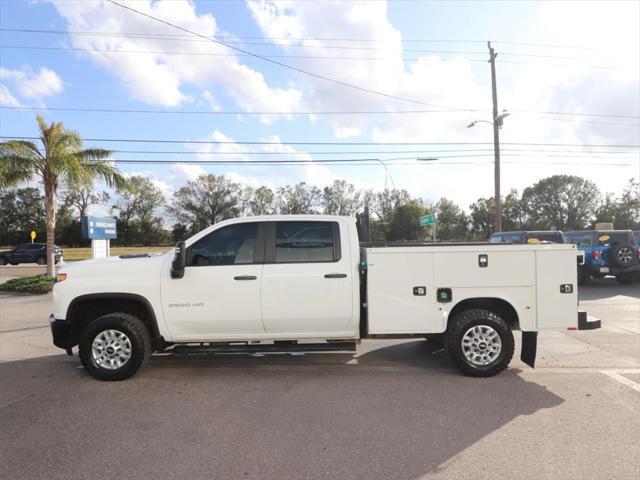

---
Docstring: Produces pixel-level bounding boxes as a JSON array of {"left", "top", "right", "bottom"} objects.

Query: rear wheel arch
[
  {"left": 66, "top": 293, "right": 164, "bottom": 350},
  {"left": 447, "top": 297, "right": 520, "bottom": 331}
]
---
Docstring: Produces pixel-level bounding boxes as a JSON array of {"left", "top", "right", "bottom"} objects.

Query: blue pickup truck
[{"left": 565, "top": 230, "right": 640, "bottom": 285}]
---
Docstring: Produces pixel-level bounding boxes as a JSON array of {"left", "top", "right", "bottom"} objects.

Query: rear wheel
[
  {"left": 79, "top": 312, "right": 151, "bottom": 381},
  {"left": 446, "top": 308, "right": 514, "bottom": 377},
  {"left": 0, "top": 257, "right": 6, "bottom": 266}
]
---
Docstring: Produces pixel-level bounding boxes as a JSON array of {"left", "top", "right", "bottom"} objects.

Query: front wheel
[
  {"left": 36, "top": 256, "right": 46, "bottom": 265},
  {"left": 79, "top": 312, "right": 152, "bottom": 381},
  {"left": 446, "top": 309, "right": 514, "bottom": 377}
]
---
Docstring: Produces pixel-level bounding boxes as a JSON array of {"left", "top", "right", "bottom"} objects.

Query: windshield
[{"left": 489, "top": 233, "right": 523, "bottom": 243}]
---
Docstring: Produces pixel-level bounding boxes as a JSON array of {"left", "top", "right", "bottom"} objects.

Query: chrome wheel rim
[
  {"left": 462, "top": 325, "right": 502, "bottom": 366},
  {"left": 618, "top": 247, "right": 633, "bottom": 264},
  {"left": 91, "top": 329, "right": 132, "bottom": 370}
]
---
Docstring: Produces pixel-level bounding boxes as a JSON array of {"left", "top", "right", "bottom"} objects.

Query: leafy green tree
[
  {"left": 387, "top": 201, "right": 429, "bottom": 241},
  {"left": 0, "top": 188, "right": 45, "bottom": 245},
  {"left": 322, "top": 180, "right": 362, "bottom": 216},
  {"left": 370, "top": 188, "right": 411, "bottom": 240},
  {"left": 168, "top": 174, "right": 242, "bottom": 234},
  {"left": 0, "top": 116, "right": 127, "bottom": 274},
  {"left": 594, "top": 178, "right": 640, "bottom": 229},
  {"left": 111, "top": 176, "right": 168, "bottom": 245},
  {"left": 469, "top": 190, "right": 524, "bottom": 238},
  {"left": 469, "top": 196, "right": 495, "bottom": 239},
  {"left": 64, "top": 186, "right": 110, "bottom": 218},
  {"left": 247, "top": 186, "right": 276, "bottom": 215},
  {"left": 435, "top": 198, "right": 469, "bottom": 241},
  {"left": 521, "top": 175, "right": 601, "bottom": 230},
  {"left": 276, "top": 182, "right": 321, "bottom": 214},
  {"left": 502, "top": 190, "right": 525, "bottom": 231}
]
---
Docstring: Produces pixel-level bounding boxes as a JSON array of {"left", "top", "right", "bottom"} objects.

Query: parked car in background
[
  {"left": 565, "top": 230, "right": 640, "bottom": 285},
  {"left": 489, "top": 231, "right": 566, "bottom": 244},
  {"left": 0, "top": 243, "right": 63, "bottom": 266}
]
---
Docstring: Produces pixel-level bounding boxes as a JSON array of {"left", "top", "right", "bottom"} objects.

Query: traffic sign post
[
  {"left": 81, "top": 216, "right": 117, "bottom": 259},
  {"left": 419, "top": 214, "right": 437, "bottom": 243},
  {"left": 30, "top": 231, "right": 36, "bottom": 243}
]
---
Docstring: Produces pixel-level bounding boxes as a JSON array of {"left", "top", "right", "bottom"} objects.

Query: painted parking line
[{"left": 600, "top": 369, "right": 640, "bottom": 393}]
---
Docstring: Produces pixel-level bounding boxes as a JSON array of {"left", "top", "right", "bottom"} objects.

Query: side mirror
[{"left": 171, "top": 241, "right": 186, "bottom": 279}]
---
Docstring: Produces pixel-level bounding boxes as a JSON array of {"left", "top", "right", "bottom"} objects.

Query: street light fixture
[{"left": 466, "top": 111, "right": 510, "bottom": 232}]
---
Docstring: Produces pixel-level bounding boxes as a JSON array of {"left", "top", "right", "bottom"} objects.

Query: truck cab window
[
  {"left": 275, "top": 221, "right": 338, "bottom": 263},
  {"left": 187, "top": 223, "right": 258, "bottom": 266}
]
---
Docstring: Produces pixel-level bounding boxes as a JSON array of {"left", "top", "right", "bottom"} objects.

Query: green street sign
[{"left": 419, "top": 214, "right": 436, "bottom": 226}]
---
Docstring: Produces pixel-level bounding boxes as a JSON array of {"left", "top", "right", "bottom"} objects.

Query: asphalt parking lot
[{"left": 0, "top": 276, "right": 638, "bottom": 480}]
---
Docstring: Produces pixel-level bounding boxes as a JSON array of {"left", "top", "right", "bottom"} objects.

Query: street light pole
[{"left": 488, "top": 41, "right": 502, "bottom": 233}]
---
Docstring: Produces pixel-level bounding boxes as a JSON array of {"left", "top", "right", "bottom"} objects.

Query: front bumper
[{"left": 49, "top": 314, "right": 73, "bottom": 354}]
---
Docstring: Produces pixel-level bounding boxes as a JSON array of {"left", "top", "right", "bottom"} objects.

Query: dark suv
[
  {"left": 565, "top": 230, "right": 639, "bottom": 284},
  {"left": 489, "top": 230, "right": 566, "bottom": 244},
  {"left": 0, "top": 243, "right": 63, "bottom": 266}
]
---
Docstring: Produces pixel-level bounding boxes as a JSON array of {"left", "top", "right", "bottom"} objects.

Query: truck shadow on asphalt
[
  {"left": 578, "top": 277, "right": 640, "bottom": 301},
  {"left": 1, "top": 341, "right": 564, "bottom": 480}
]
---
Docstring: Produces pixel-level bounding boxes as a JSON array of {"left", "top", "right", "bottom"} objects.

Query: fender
[{"left": 66, "top": 292, "right": 165, "bottom": 347}]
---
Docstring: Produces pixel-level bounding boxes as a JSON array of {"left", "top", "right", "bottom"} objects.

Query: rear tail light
[
  {"left": 592, "top": 250, "right": 600, "bottom": 260},
  {"left": 637, "top": 248, "right": 640, "bottom": 260}
]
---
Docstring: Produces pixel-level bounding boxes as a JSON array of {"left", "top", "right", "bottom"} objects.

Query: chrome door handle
[
  {"left": 324, "top": 273, "right": 347, "bottom": 279},
  {"left": 234, "top": 275, "right": 257, "bottom": 281}
]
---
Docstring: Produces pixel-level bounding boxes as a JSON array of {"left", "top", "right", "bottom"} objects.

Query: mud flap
[{"left": 521, "top": 331, "right": 538, "bottom": 368}]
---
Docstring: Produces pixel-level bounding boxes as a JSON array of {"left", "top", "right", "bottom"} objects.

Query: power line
[
  {"left": 4, "top": 135, "right": 638, "bottom": 148},
  {"left": 101, "top": 0, "right": 457, "bottom": 110},
  {"left": 85, "top": 148, "right": 640, "bottom": 156},
  {"left": 0, "top": 44, "right": 624, "bottom": 71},
  {"left": 0, "top": 105, "right": 484, "bottom": 115},
  {"left": 3, "top": 105, "right": 638, "bottom": 125},
  {"left": 0, "top": 27, "right": 600, "bottom": 51}
]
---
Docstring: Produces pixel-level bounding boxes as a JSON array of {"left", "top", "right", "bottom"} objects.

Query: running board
[{"left": 172, "top": 341, "right": 356, "bottom": 355}]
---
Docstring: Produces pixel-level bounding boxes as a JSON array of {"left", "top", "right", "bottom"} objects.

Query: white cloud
[
  {"left": 50, "top": 0, "right": 302, "bottom": 114},
  {"left": 0, "top": 67, "right": 64, "bottom": 101},
  {"left": 0, "top": 84, "right": 23, "bottom": 107}
]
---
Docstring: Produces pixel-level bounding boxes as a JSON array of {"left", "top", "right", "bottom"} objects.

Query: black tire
[
  {"left": 36, "top": 256, "right": 46, "bottom": 265},
  {"left": 617, "top": 272, "right": 634, "bottom": 285},
  {"left": 446, "top": 308, "right": 514, "bottom": 377},
  {"left": 609, "top": 244, "right": 636, "bottom": 269},
  {"left": 79, "top": 312, "right": 151, "bottom": 381},
  {"left": 577, "top": 267, "right": 589, "bottom": 286},
  {"left": 0, "top": 257, "right": 6, "bottom": 266},
  {"left": 9, "top": 261, "right": 18, "bottom": 265}
]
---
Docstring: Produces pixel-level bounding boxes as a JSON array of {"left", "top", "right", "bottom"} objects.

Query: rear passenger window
[{"left": 275, "top": 222, "right": 339, "bottom": 263}]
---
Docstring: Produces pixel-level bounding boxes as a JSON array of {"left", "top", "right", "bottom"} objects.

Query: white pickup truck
[{"left": 50, "top": 215, "right": 599, "bottom": 381}]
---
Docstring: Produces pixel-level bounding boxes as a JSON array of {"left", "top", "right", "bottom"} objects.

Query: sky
[{"left": 1, "top": 0, "right": 639, "bottom": 215}]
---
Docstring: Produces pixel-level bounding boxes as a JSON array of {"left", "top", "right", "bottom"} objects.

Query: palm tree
[{"left": 0, "top": 115, "right": 128, "bottom": 276}]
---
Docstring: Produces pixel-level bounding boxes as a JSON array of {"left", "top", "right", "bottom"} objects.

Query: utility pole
[{"left": 488, "top": 41, "right": 502, "bottom": 233}]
